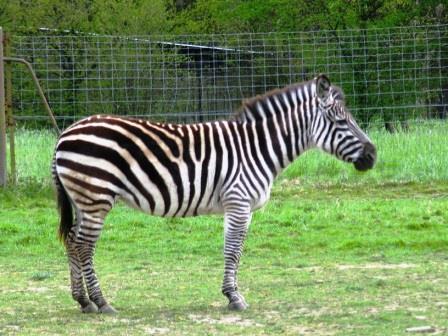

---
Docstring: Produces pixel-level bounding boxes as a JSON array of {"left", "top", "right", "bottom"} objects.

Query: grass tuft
[{"left": 30, "top": 271, "right": 54, "bottom": 281}]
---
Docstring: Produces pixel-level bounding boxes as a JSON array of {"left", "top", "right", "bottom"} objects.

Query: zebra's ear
[{"left": 316, "top": 74, "right": 331, "bottom": 100}]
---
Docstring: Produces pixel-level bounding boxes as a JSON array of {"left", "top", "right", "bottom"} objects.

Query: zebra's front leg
[{"left": 222, "top": 200, "right": 252, "bottom": 311}]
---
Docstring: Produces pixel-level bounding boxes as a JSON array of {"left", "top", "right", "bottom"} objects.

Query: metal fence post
[{"left": 0, "top": 27, "right": 7, "bottom": 187}]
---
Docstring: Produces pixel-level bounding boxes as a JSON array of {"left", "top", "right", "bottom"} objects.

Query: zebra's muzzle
[{"left": 353, "top": 142, "right": 376, "bottom": 171}]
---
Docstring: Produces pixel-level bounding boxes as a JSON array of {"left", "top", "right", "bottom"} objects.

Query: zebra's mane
[
  {"left": 234, "top": 80, "right": 345, "bottom": 122},
  {"left": 234, "top": 80, "right": 313, "bottom": 122}
]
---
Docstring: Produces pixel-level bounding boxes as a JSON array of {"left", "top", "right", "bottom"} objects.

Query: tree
[{"left": 0, "top": 0, "right": 169, "bottom": 35}]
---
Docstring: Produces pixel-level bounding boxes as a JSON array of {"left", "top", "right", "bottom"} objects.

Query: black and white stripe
[{"left": 53, "top": 74, "right": 376, "bottom": 313}]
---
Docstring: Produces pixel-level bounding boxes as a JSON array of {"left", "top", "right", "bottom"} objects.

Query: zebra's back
[{"left": 54, "top": 115, "right": 241, "bottom": 218}]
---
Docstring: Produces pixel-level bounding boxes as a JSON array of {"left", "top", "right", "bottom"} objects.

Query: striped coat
[{"left": 53, "top": 75, "right": 376, "bottom": 313}]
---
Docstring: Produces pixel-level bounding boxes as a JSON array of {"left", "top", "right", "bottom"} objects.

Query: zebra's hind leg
[
  {"left": 221, "top": 199, "right": 252, "bottom": 311},
  {"left": 75, "top": 211, "right": 117, "bottom": 314},
  {"left": 66, "top": 233, "right": 98, "bottom": 313}
]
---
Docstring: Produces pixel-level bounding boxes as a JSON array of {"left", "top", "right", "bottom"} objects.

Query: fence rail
[{"left": 7, "top": 24, "right": 448, "bottom": 129}]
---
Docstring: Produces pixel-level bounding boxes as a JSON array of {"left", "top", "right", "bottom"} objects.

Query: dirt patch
[
  {"left": 144, "top": 327, "right": 170, "bottom": 335},
  {"left": 188, "top": 314, "right": 263, "bottom": 327},
  {"left": 263, "top": 309, "right": 336, "bottom": 335},
  {"left": 281, "top": 263, "right": 416, "bottom": 273},
  {"left": 263, "top": 307, "right": 335, "bottom": 321},
  {"left": 337, "top": 263, "right": 416, "bottom": 270},
  {"left": 27, "top": 286, "right": 50, "bottom": 293},
  {"left": 289, "top": 324, "right": 336, "bottom": 336},
  {"left": 3, "top": 325, "right": 20, "bottom": 332}
]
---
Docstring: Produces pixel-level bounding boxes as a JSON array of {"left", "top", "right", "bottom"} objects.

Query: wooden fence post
[
  {"left": 4, "top": 32, "right": 15, "bottom": 184},
  {"left": 0, "top": 27, "right": 7, "bottom": 187}
]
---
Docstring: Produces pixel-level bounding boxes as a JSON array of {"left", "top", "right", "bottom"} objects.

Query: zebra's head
[{"left": 312, "top": 74, "right": 376, "bottom": 171}]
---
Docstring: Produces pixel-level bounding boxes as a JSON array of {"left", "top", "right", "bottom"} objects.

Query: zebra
[{"left": 53, "top": 74, "right": 376, "bottom": 314}]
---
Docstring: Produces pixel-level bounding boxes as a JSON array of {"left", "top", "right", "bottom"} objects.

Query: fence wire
[{"left": 9, "top": 24, "right": 448, "bottom": 129}]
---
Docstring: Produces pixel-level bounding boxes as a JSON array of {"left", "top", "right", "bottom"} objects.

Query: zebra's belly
[
  {"left": 120, "top": 192, "right": 224, "bottom": 218},
  {"left": 250, "top": 190, "right": 271, "bottom": 211}
]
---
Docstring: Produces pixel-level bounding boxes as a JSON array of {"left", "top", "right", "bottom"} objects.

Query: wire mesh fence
[{"left": 8, "top": 24, "right": 448, "bottom": 130}]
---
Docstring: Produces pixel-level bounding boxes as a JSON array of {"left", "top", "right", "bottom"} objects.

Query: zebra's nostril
[{"left": 353, "top": 142, "right": 377, "bottom": 171}]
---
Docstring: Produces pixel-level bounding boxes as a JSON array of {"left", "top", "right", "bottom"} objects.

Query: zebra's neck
[{"left": 237, "top": 81, "right": 317, "bottom": 181}]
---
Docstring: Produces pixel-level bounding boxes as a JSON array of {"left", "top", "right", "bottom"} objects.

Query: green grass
[
  {"left": 281, "top": 121, "right": 448, "bottom": 184},
  {"left": 7, "top": 128, "right": 57, "bottom": 185},
  {"left": 1, "top": 122, "right": 448, "bottom": 335},
  {"left": 1, "top": 182, "right": 448, "bottom": 335},
  {"left": 5, "top": 121, "right": 448, "bottom": 186}
]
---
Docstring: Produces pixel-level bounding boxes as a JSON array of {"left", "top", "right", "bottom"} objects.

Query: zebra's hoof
[
  {"left": 228, "top": 299, "right": 249, "bottom": 311},
  {"left": 81, "top": 302, "right": 98, "bottom": 313},
  {"left": 98, "top": 304, "right": 118, "bottom": 314}
]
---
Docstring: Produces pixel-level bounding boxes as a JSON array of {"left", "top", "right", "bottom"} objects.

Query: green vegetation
[
  {"left": 7, "top": 121, "right": 448, "bottom": 186},
  {"left": 1, "top": 0, "right": 445, "bottom": 34},
  {"left": 1, "top": 122, "right": 447, "bottom": 334},
  {"left": 283, "top": 121, "right": 448, "bottom": 184},
  {"left": 11, "top": 25, "right": 447, "bottom": 129},
  {"left": 3, "top": 1, "right": 447, "bottom": 129},
  {"left": 1, "top": 181, "right": 448, "bottom": 335}
]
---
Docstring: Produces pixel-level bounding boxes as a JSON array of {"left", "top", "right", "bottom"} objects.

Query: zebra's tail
[{"left": 52, "top": 155, "right": 73, "bottom": 246}]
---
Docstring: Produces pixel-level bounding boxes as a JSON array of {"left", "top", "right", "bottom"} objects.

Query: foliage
[
  {"left": 0, "top": 0, "right": 170, "bottom": 34},
  {"left": 2, "top": 1, "right": 447, "bottom": 128},
  {"left": 1, "top": 1, "right": 446, "bottom": 35},
  {"left": 169, "top": 0, "right": 447, "bottom": 34}
]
